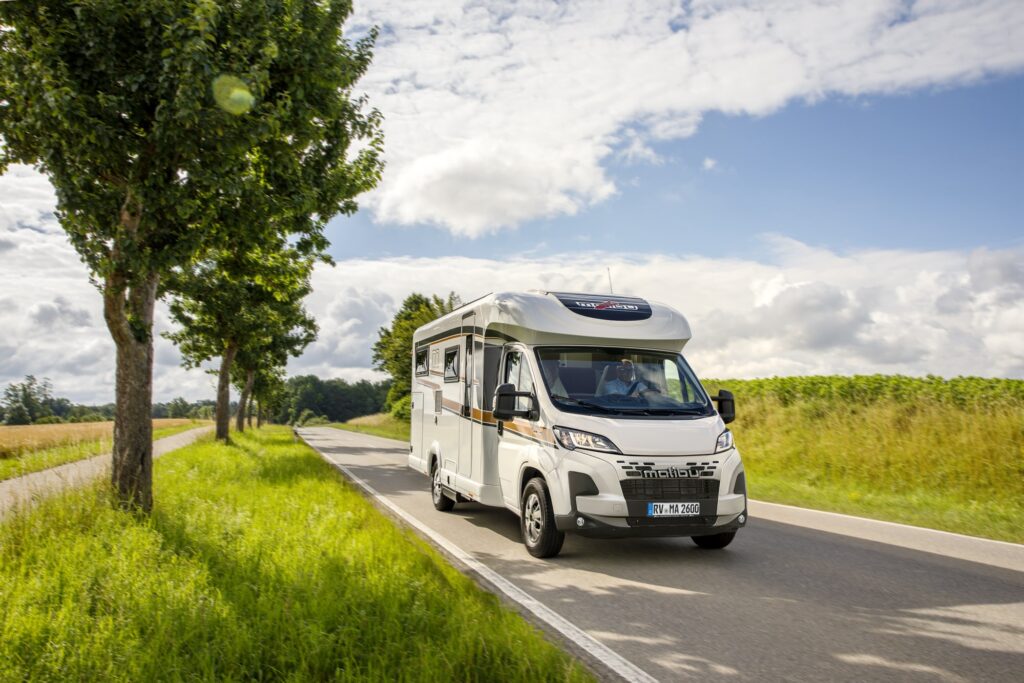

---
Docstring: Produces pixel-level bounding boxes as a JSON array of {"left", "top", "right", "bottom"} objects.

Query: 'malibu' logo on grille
[{"left": 617, "top": 460, "right": 719, "bottom": 478}]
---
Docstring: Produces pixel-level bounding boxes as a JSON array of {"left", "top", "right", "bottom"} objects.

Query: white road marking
[{"left": 308, "top": 436, "right": 659, "bottom": 683}]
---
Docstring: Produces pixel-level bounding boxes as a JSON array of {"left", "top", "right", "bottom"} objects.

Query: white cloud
[
  {"left": 702, "top": 157, "right": 718, "bottom": 171},
  {"left": 1, "top": 204, "right": 1022, "bottom": 403},
  {"left": 349, "top": 0, "right": 1024, "bottom": 235}
]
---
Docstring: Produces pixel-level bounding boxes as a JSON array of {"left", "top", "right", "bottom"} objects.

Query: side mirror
[
  {"left": 712, "top": 389, "right": 735, "bottom": 424},
  {"left": 493, "top": 383, "right": 536, "bottom": 421}
]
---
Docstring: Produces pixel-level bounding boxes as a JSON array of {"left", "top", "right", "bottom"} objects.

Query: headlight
[
  {"left": 552, "top": 427, "right": 621, "bottom": 454},
  {"left": 716, "top": 429, "right": 734, "bottom": 453}
]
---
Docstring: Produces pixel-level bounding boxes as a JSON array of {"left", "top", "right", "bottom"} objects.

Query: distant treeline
[
  {"left": 0, "top": 376, "right": 227, "bottom": 425},
  {"left": 274, "top": 375, "right": 390, "bottom": 426}
]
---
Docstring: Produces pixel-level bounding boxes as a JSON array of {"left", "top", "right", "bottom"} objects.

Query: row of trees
[
  {"left": 268, "top": 375, "right": 390, "bottom": 425},
  {"left": 0, "top": 1, "right": 383, "bottom": 511}
]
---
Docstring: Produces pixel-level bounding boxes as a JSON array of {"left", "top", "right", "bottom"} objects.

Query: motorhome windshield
[{"left": 535, "top": 347, "right": 714, "bottom": 418}]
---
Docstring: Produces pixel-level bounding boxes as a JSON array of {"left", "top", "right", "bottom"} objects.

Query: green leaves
[{"left": 373, "top": 293, "right": 462, "bottom": 409}]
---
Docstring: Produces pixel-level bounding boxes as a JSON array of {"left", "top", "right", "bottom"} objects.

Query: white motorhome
[{"left": 408, "top": 291, "right": 746, "bottom": 558}]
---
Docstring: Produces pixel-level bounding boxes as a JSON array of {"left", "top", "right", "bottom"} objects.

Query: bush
[
  {"left": 296, "top": 409, "right": 323, "bottom": 426},
  {"left": 33, "top": 415, "right": 63, "bottom": 425},
  {"left": 303, "top": 415, "right": 331, "bottom": 426},
  {"left": 389, "top": 394, "right": 412, "bottom": 421},
  {"left": 70, "top": 413, "right": 106, "bottom": 423}
]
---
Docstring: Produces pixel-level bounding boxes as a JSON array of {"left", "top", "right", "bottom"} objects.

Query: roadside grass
[
  {"left": 329, "top": 412, "right": 410, "bottom": 443},
  {"left": 0, "top": 420, "right": 206, "bottom": 482},
  {"left": 0, "top": 426, "right": 592, "bottom": 682},
  {"left": 709, "top": 392, "right": 1024, "bottom": 543}
]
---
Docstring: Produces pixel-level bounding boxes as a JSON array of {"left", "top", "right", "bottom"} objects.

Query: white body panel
[{"left": 408, "top": 291, "right": 747, "bottom": 537}]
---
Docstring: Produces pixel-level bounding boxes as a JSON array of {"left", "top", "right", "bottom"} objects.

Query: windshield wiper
[
  {"left": 637, "top": 407, "right": 708, "bottom": 416},
  {"left": 550, "top": 395, "right": 621, "bottom": 414}
]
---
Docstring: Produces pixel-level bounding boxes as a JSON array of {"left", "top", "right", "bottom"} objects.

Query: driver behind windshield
[{"left": 597, "top": 359, "right": 649, "bottom": 396}]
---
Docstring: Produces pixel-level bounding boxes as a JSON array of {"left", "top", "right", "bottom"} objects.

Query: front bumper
[{"left": 555, "top": 507, "right": 747, "bottom": 538}]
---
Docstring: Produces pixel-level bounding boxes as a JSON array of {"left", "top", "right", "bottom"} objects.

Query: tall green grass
[
  {"left": 706, "top": 376, "right": 1024, "bottom": 542},
  {"left": 0, "top": 427, "right": 591, "bottom": 682}
]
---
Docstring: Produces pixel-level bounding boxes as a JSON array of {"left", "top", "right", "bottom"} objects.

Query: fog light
[
  {"left": 738, "top": 514, "right": 746, "bottom": 524},
  {"left": 576, "top": 516, "right": 585, "bottom": 527}
]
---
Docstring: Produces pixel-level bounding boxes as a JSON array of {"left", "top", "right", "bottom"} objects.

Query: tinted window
[
  {"left": 443, "top": 347, "right": 459, "bottom": 382},
  {"left": 415, "top": 349, "right": 428, "bottom": 376}
]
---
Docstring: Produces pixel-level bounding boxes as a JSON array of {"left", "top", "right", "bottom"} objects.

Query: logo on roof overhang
[{"left": 552, "top": 292, "right": 652, "bottom": 321}]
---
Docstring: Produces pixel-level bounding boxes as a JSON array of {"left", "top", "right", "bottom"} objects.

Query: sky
[{"left": 1, "top": 0, "right": 1023, "bottom": 404}]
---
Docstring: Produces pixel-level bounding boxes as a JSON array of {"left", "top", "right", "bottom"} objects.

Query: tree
[
  {"left": 373, "top": 293, "right": 461, "bottom": 409},
  {"left": 2, "top": 376, "right": 55, "bottom": 424},
  {"left": 0, "top": 1, "right": 383, "bottom": 509},
  {"left": 230, "top": 301, "right": 317, "bottom": 433},
  {"left": 166, "top": 244, "right": 317, "bottom": 440}
]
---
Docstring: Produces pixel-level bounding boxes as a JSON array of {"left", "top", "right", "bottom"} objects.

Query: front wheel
[
  {"left": 431, "top": 462, "right": 455, "bottom": 512},
  {"left": 521, "top": 478, "right": 565, "bottom": 558},
  {"left": 692, "top": 532, "right": 736, "bottom": 549}
]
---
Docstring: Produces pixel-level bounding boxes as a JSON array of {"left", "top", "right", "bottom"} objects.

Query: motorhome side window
[
  {"left": 443, "top": 347, "right": 460, "bottom": 382},
  {"left": 504, "top": 350, "right": 535, "bottom": 412},
  {"left": 414, "top": 349, "right": 428, "bottom": 376}
]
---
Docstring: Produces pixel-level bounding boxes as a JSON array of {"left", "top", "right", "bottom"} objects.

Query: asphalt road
[{"left": 300, "top": 427, "right": 1024, "bottom": 682}]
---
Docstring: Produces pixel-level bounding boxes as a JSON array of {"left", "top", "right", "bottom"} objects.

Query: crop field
[
  {"left": 0, "top": 427, "right": 591, "bottom": 682},
  {"left": 0, "top": 419, "right": 204, "bottom": 481},
  {"left": 704, "top": 375, "right": 1024, "bottom": 542}
]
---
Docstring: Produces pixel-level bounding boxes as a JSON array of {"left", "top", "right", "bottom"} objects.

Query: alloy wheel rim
[{"left": 525, "top": 493, "right": 543, "bottom": 544}]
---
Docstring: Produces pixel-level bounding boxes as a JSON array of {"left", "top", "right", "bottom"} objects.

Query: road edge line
[
  {"left": 299, "top": 431, "right": 659, "bottom": 683},
  {"left": 750, "top": 499, "right": 1024, "bottom": 573}
]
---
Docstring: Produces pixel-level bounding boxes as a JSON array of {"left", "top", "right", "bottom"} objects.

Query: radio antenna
[{"left": 606, "top": 267, "right": 614, "bottom": 294}]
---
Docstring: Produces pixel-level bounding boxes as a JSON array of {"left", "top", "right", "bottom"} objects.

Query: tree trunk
[
  {"left": 103, "top": 270, "right": 159, "bottom": 512},
  {"left": 257, "top": 404, "right": 264, "bottom": 428},
  {"left": 216, "top": 343, "right": 238, "bottom": 441},
  {"left": 247, "top": 396, "right": 254, "bottom": 429},
  {"left": 235, "top": 367, "right": 254, "bottom": 433}
]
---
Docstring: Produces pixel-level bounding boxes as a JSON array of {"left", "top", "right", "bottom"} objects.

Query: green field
[
  {"left": 706, "top": 375, "right": 1024, "bottom": 543},
  {"left": 0, "top": 420, "right": 206, "bottom": 482},
  {"left": 0, "top": 426, "right": 591, "bottom": 682}
]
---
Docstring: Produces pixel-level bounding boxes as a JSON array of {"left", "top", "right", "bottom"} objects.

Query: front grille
[{"left": 620, "top": 478, "right": 720, "bottom": 501}]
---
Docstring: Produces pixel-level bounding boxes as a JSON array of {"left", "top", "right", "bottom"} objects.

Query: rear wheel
[
  {"left": 431, "top": 461, "right": 455, "bottom": 512},
  {"left": 692, "top": 532, "right": 735, "bottom": 549},
  {"left": 521, "top": 478, "right": 564, "bottom": 558}
]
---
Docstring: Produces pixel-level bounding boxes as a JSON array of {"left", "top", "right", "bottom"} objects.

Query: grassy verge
[
  {"left": 329, "top": 412, "right": 410, "bottom": 443},
  {"left": 704, "top": 380, "right": 1024, "bottom": 543},
  {"left": 0, "top": 426, "right": 591, "bottom": 682},
  {"left": 0, "top": 420, "right": 207, "bottom": 482}
]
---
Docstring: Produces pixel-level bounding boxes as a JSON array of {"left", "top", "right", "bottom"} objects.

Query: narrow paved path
[
  {"left": 301, "top": 426, "right": 1024, "bottom": 683},
  {"left": 0, "top": 426, "right": 213, "bottom": 518}
]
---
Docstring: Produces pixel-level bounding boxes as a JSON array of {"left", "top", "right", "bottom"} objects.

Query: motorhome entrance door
[{"left": 458, "top": 313, "right": 475, "bottom": 480}]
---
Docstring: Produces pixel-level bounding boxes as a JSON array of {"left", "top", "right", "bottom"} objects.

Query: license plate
[{"left": 647, "top": 502, "right": 701, "bottom": 517}]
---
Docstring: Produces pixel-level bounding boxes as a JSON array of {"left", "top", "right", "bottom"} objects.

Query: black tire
[
  {"left": 520, "top": 478, "right": 565, "bottom": 558},
  {"left": 692, "top": 532, "right": 736, "bottom": 549},
  {"left": 431, "top": 460, "right": 455, "bottom": 512}
]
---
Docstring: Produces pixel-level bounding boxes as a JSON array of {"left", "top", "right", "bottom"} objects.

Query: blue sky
[{"left": 327, "top": 73, "right": 1023, "bottom": 262}]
